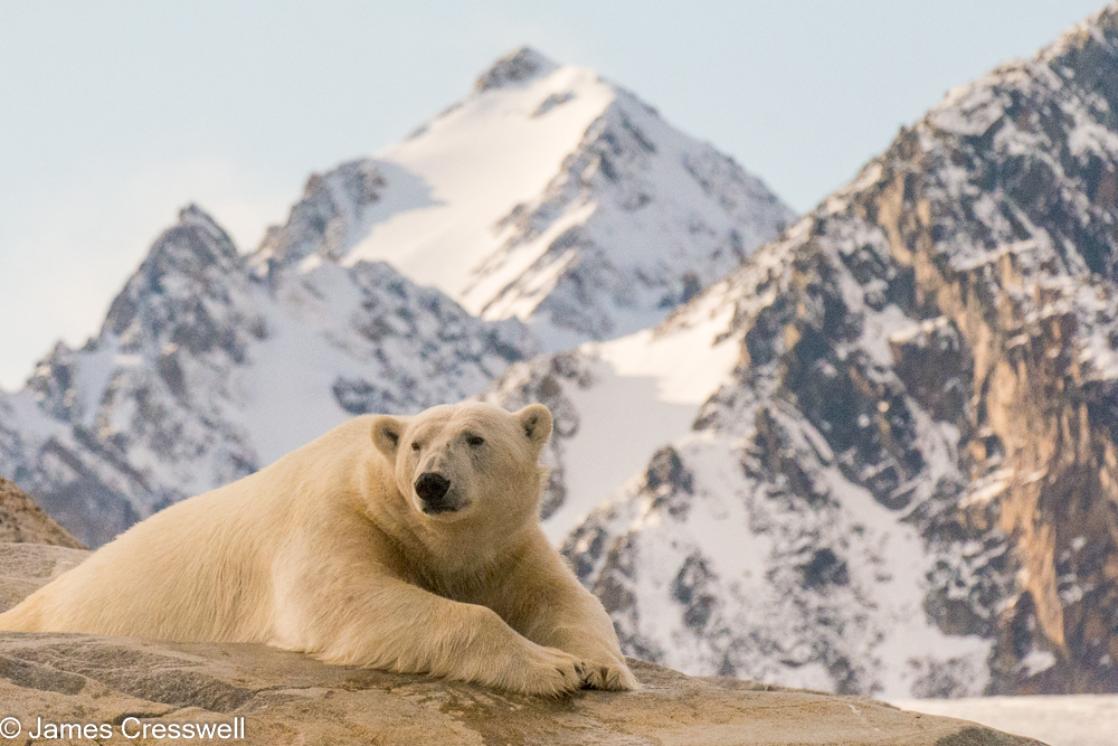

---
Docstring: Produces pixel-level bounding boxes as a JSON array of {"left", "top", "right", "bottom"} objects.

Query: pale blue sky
[{"left": 0, "top": 0, "right": 1107, "bottom": 389}]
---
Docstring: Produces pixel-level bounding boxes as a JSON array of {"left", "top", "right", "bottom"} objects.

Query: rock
[
  {"left": 0, "top": 543, "right": 1039, "bottom": 745},
  {"left": 0, "top": 542, "right": 86, "bottom": 621},
  {"left": 0, "top": 478, "right": 83, "bottom": 549}
]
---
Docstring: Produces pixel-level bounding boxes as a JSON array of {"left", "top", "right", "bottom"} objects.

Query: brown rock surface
[
  {"left": 0, "top": 543, "right": 1041, "bottom": 745},
  {"left": 0, "top": 477, "right": 83, "bottom": 549}
]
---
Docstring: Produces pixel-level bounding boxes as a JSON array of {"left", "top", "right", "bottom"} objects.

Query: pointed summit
[
  {"left": 473, "top": 46, "right": 559, "bottom": 93},
  {"left": 100, "top": 204, "right": 243, "bottom": 341},
  {"left": 177, "top": 203, "right": 233, "bottom": 245},
  {"left": 256, "top": 160, "right": 386, "bottom": 273},
  {"left": 135, "top": 203, "right": 239, "bottom": 275},
  {"left": 254, "top": 44, "right": 790, "bottom": 348}
]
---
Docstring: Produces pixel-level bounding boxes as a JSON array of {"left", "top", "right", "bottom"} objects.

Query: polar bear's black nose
[{"left": 415, "top": 472, "right": 451, "bottom": 502}]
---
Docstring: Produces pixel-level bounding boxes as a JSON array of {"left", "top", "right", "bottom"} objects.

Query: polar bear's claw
[
  {"left": 510, "top": 644, "right": 586, "bottom": 697},
  {"left": 579, "top": 658, "right": 640, "bottom": 691}
]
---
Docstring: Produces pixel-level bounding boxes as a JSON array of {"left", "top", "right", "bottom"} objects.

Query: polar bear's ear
[
  {"left": 371, "top": 415, "right": 405, "bottom": 458},
  {"left": 516, "top": 404, "right": 553, "bottom": 448}
]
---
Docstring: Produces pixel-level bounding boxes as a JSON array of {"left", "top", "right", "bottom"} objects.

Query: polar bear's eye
[
  {"left": 410, "top": 442, "right": 422, "bottom": 452},
  {"left": 466, "top": 434, "right": 485, "bottom": 447}
]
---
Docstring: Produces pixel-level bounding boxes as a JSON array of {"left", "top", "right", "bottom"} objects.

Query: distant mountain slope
[
  {"left": 254, "top": 47, "right": 792, "bottom": 348},
  {"left": 491, "top": 5, "right": 1118, "bottom": 697},
  {"left": 0, "top": 48, "right": 788, "bottom": 547},
  {"left": 0, "top": 206, "right": 532, "bottom": 546},
  {"left": 0, "top": 477, "right": 82, "bottom": 548}
]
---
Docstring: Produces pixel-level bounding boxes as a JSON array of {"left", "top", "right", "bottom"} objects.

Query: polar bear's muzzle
[{"left": 414, "top": 472, "right": 462, "bottom": 514}]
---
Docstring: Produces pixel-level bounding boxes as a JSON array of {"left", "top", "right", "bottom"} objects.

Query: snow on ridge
[
  {"left": 466, "top": 83, "right": 793, "bottom": 347},
  {"left": 537, "top": 285, "right": 742, "bottom": 541},
  {"left": 344, "top": 62, "right": 617, "bottom": 298},
  {"left": 249, "top": 48, "right": 791, "bottom": 349}
]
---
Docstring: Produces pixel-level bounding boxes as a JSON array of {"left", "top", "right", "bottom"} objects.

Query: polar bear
[{"left": 0, "top": 401, "right": 637, "bottom": 695}]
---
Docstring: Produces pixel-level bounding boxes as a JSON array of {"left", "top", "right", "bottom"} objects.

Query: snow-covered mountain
[
  {"left": 0, "top": 48, "right": 789, "bottom": 547},
  {"left": 253, "top": 47, "right": 792, "bottom": 348},
  {"left": 492, "top": 6, "right": 1118, "bottom": 697},
  {"left": 0, "top": 206, "right": 533, "bottom": 545}
]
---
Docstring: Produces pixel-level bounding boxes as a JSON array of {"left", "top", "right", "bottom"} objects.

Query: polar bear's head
[{"left": 370, "top": 402, "right": 552, "bottom": 525}]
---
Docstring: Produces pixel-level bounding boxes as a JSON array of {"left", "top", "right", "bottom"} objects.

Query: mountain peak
[
  {"left": 175, "top": 203, "right": 234, "bottom": 246},
  {"left": 1049, "top": 1, "right": 1118, "bottom": 55},
  {"left": 925, "top": 1, "right": 1118, "bottom": 141},
  {"left": 474, "top": 46, "right": 558, "bottom": 93},
  {"left": 253, "top": 42, "right": 789, "bottom": 347},
  {"left": 178, "top": 202, "right": 217, "bottom": 226},
  {"left": 97, "top": 204, "right": 242, "bottom": 342},
  {"left": 140, "top": 203, "right": 239, "bottom": 268}
]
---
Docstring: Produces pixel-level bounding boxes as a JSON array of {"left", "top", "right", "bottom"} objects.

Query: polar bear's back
[
  {"left": 0, "top": 474, "right": 275, "bottom": 640},
  {"left": 0, "top": 415, "right": 380, "bottom": 641}
]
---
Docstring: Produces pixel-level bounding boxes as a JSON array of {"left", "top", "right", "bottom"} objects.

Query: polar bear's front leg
[
  {"left": 494, "top": 540, "right": 639, "bottom": 691},
  {"left": 276, "top": 573, "right": 587, "bottom": 696},
  {"left": 518, "top": 587, "right": 639, "bottom": 691}
]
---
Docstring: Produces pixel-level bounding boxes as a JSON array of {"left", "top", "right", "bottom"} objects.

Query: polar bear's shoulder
[{"left": 272, "top": 416, "right": 380, "bottom": 465}]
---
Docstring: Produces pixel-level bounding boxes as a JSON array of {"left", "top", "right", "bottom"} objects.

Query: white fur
[{"left": 0, "top": 401, "right": 637, "bottom": 695}]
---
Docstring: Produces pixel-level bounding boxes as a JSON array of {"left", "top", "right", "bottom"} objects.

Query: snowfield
[{"left": 892, "top": 695, "right": 1118, "bottom": 746}]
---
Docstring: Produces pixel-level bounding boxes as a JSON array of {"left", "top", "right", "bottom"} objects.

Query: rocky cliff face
[
  {"left": 0, "top": 543, "right": 1038, "bottom": 746},
  {"left": 491, "top": 6, "right": 1118, "bottom": 697}
]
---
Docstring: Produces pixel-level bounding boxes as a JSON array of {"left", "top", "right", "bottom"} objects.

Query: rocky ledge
[
  {"left": 0, "top": 543, "right": 1039, "bottom": 745},
  {"left": 0, "top": 478, "right": 83, "bottom": 549}
]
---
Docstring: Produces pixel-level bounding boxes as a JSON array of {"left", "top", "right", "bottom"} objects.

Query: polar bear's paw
[
  {"left": 504, "top": 644, "right": 586, "bottom": 697},
  {"left": 580, "top": 656, "right": 640, "bottom": 691}
]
